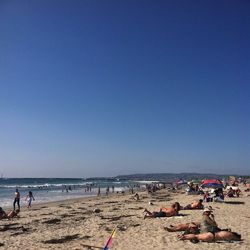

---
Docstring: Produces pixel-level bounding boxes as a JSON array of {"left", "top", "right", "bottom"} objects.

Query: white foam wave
[
  {"left": 135, "top": 180, "right": 159, "bottom": 184},
  {"left": 0, "top": 182, "right": 93, "bottom": 189}
]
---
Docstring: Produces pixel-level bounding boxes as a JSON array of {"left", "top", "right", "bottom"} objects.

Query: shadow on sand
[
  {"left": 224, "top": 201, "right": 245, "bottom": 205},
  {"left": 42, "top": 234, "right": 84, "bottom": 244}
]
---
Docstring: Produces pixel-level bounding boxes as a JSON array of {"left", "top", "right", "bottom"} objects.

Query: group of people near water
[
  {"left": 0, "top": 189, "right": 35, "bottom": 221},
  {"left": 13, "top": 189, "right": 35, "bottom": 210}
]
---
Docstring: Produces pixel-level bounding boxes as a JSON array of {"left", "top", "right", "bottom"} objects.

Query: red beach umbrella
[
  {"left": 201, "top": 179, "right": 223, "bottom": 188},
  {"left": 202, "top": 179, "right": 222, "bottom": 185}
]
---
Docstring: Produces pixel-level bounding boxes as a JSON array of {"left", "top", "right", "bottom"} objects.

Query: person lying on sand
[
  {"left": 164, "top": 222, "right": 200, "bottom": 233},
  {"left": 182, "top": 199, "right": 204, "bottom": 210},
  {"left": 0, "top": 207, "right": 8, "bottom": 219},
  {"left": 178, "top": 230, "right": 241, "bottom": 243},
  {"left": 7, "top": 209, "right": 20, "bottom": 219},
  {"left": 165, "top": 207, "right": 241, "bottom": 243},
  {"left": 144, "top": 202, "right": 181, "bottom": 219},
  {"left": 161, "top": 202, "right": 181, "bottom": 215},
  {"left": 0, "top": 208, "right": 20, "bottom": 220},
  {"left": 165, "top": 206, "right": 221, "bottom": 234}
]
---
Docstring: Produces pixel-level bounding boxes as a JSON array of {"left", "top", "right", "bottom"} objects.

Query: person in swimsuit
[
  {"left": 161, "top": 202, "right": 181, "bottom": 216},
  {"left": 0, "top": 207, "right": 20, "bottom": 220},
  {"left": 200, "top": 207, "right": 221, "bottom": 233},
  {"left": 97, "top": 186, "right": 101, "bottom": 196},
  {"left": 13, "top": 188, "right": 20, "bottom": 211},
  {"left": 7, "top": 209, "right": 20, "bottom": 219},
  {"left": 168, "top": 207, "right": 241, "bottom": 243},
  {"left": 144, "top": 202, "right": 181, "bottom": 219},
  {"left": 25, "top": 191, "right": 35, "bottom": 208},
  {"left": 179, "top": 230, "right": 241, "bottom": 243},
  {"left": 164, "top": 222, "right": 200, "bottom": 232},
  {"left": 182, "top": 199, "right": 204, "bottom": 210},
  {"left": 165, "top": 206, "right": 219, "bottom": 234}
]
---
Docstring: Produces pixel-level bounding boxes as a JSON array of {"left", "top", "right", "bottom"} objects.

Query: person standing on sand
[
  {"left": 106, "top": 186, "right": 109, "bottom": 196},
  {"left": 25, "top": 191, "right": 35, "bottom": 208},
  {"left": 13, "top": 188, "right": 20, "bottom": 211}
]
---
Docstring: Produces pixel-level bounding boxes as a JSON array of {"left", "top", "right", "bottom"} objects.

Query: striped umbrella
[{"left": 201, "top": 179, "right": 223, "bottom": 188}]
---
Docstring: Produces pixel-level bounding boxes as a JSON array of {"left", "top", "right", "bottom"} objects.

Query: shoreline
[{"left": 3, "top": 188, "right": 145, "bottom": 211}]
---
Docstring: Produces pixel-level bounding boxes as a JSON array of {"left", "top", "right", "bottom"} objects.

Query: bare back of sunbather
[
  {"left": 165, "top": 222, "right": 200, "bottom": 232},
  {"left": 180, "top": 231, "right": 241, "bottom": 242}
]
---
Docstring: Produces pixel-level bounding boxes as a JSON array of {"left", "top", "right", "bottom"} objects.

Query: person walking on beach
[
  {"left": 13, "top": 189, "right": 20, "bottom": 211},
  {"left": 97, "top": 186, "right": 101, "bottom": 196},
  {"left": 106, "top": 186, "right": 109, "bottom": 196},
  {"left": 25, "top": 191, "right": 35, "bottom": 208}
]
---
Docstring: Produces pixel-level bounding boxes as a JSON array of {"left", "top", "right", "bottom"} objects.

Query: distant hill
[
  {"left": 114, "top": 173, "right": 248, "bottom": 182},
  {"left": 85, "top": 173, "right": 249, "bottom": 182}
]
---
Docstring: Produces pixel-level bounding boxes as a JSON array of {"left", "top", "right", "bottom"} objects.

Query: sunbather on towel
[{"left": 144, "top": 202, "right": 181, "bottom": 219}]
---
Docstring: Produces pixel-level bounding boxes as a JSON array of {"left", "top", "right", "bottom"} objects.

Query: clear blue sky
[{"left": 0, "top": 0, "right": 249, "bottom": 177}]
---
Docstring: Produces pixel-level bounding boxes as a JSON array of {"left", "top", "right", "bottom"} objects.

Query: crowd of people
[
  {"left": 164, "top": 205, "right": 241, "bottom": 243},
  {"left": 1, "top": 178, "right": 248, "bottom": 245},
  {"left": 141, "top": 177, "right": 248, "bottom": 243},
  {"left": 142, "top": 196, "right": 243, "bottom": 243}
]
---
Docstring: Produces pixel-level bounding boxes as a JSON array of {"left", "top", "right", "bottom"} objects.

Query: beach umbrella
[
  {"left": 201, "top": 179, "right": 223, "bottom": 188},
  {"left": 202, "top": 179, "right": 222, "bottom": 184}
]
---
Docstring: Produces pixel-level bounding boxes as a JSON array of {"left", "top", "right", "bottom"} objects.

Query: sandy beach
[{"left": 0, "top": 188, "right": 249, "bottom": 250}]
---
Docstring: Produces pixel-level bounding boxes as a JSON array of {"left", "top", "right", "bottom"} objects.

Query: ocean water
[{"left": 0, "top": 178, "right": 143, "bottom": 208}]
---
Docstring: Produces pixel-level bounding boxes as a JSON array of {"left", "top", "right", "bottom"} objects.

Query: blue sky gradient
[{"left": 0, "top": 1, "right": 249, "bottom": 177}]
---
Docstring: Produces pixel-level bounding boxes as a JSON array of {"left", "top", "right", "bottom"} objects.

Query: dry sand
[{"left": 0, "top": 188, "right": 249, "bottom": 250}]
